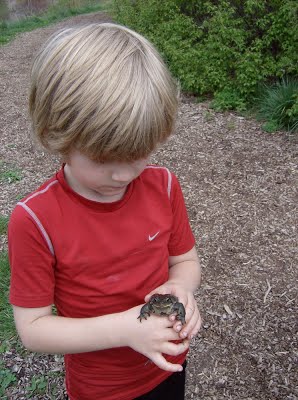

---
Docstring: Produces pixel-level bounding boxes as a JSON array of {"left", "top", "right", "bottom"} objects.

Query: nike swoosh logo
[{"left": 149, "top": 231, "right": 160, "bottom": 241}]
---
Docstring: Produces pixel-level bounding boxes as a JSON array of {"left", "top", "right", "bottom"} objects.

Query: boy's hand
[
  {"left": 123, "top": 305, "right": 189, "bottom": 373},
  {"left": 144, "top": 283, "right": 201, "bottom": 341}
]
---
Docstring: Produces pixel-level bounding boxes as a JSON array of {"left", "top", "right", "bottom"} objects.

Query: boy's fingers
[
  {"left": 179, "top": 308, "right": 202, "bottom": 339},
  {"left": 151, "top": 353, "right": 184, "bottom": 373},
  {"left": 164, "top": 340, "right": 189, "bottom": 357},
  {"left": 171, "top": 314, "right": 194, "bottom": 335}
]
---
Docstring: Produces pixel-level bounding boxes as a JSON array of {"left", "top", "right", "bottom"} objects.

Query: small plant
[
  {"left": 226, "top": 120, "right": 236, "bottom": 131},
  {"left": 26, "top": 375, "right": 48, "bottom": 398},
  {"left": 203, "top": 111, "right": 214, "bottom": 122},
  {"left": 257, "top": 77, "right": 298, "bottom": 133},
  {"left": 1, "top": 170, "right": 22, "bottom": 183},
  {"left": 0, "top": 161, "right": 22, "bottom": 184},
  {"left": 15, "top": 193, "right": 26, "bottom": 202},
  {"left": 211, "top": 86, "right": 247, "bottom": 112},
  {"left": 0, "top": 362, "right": 17, "bottom": 399},
  {"left": 262, "top": 120, "right": 280, "bottom": 133}
]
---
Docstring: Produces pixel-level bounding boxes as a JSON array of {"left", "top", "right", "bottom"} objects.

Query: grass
[
  {"left": 0, "top": 211, "right": 18, "bottom": 398},
  {"left": 0, "top": 361, "right": 17, "bottom": 399},
  {"left": 0, "top": 0, "right": 111, "bottom": 45},
  {"left": 0, "top": 251, "right": 16, "bottom": 342},
  {"left": 0, "top": 160, "right": 22, "bottom": 184},
  {"left": 0, "top": 261, "right": 63, "bottom": 398},
  {"left": 26, "top": 375, "right": 48, "bottom": 398},
  {"left": 26, "top": 371, "right": 64, "bottom": 399},
  {"left": 0, "top": 215, "right": 9, "bottom": 235},
  {"left": 257, "top": 77, "right": 298, "bottom": 133},
  {"left": 0, "top": 169, "right": 22, "bottom": 184}
]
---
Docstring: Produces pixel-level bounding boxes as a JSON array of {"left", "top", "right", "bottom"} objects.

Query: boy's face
[{"left": 64, "top": 150, "right": 149, "bottom": 203}]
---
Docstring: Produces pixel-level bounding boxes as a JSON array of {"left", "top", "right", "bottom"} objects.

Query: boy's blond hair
[{"left": 29, "top": 23, "right": 178, "bottom": 162}]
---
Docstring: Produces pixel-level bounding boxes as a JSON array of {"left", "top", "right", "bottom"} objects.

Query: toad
[{"left": 138, "top": 293, "right": 186, "bottom": 325}]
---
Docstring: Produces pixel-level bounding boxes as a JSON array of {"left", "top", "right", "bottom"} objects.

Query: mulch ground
[{"left": 0, "top": 12, "right": 297, "bottom": 400}]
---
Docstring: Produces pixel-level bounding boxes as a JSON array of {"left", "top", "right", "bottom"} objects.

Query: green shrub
[
  {"left": 112, "top": 0, "right": 298, "bottom": 116},
  {"left": 211, "top": 86, "right": 246, "bottom": 112},
  {"left": 257, "top": 78, "right": 298, "bottom": 133}
]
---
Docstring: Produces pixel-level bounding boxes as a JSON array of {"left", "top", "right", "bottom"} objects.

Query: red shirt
[{"left": 9, "top": 165, "right": 195, "bottom": 400}]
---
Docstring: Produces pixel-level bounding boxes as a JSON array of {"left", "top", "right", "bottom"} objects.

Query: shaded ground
[{"left": 0, "top": 12, "right": 297, "bottom": 400}]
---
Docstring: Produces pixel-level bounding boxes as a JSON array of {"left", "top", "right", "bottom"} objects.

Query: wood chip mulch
[{"left": 0, "top": 12, "right": 297, "bottom": 400}]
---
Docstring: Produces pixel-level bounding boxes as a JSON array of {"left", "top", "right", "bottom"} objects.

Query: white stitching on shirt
[
  {"left": 23, "top": 180, "right": 58, "bottom": 204},
  {"left": 17, "top": 202, "right": 55, "bottom": 256},
  {"left": 145, "top": 166, "right": 172, "bottom": 198},
  {"left": 17, "top": 180, "right": 58, "bottom": 256}
]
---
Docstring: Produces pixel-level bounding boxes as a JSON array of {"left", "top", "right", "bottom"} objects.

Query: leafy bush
[
  {"left": 257, "top": 78, "right": 298, "bottom": 133},
  {"left": 112, "top": 0, "right": 298, "bottom": 114}
]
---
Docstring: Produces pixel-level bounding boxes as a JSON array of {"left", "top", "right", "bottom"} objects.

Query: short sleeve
[
  {"left": 168, "top": 173, "right": 195, "bottom": 256},
  {"left": 8, "top": 204, "right": 55, "bottom": 307}
]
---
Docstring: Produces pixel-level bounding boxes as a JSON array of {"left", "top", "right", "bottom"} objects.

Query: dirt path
[{"left": 0, "top": 12, "right": 297, "bottom": 400}]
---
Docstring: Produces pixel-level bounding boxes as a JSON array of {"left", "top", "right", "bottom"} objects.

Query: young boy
[{"left": 8, "top": 23, "right": 201, "bottom": 400}]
